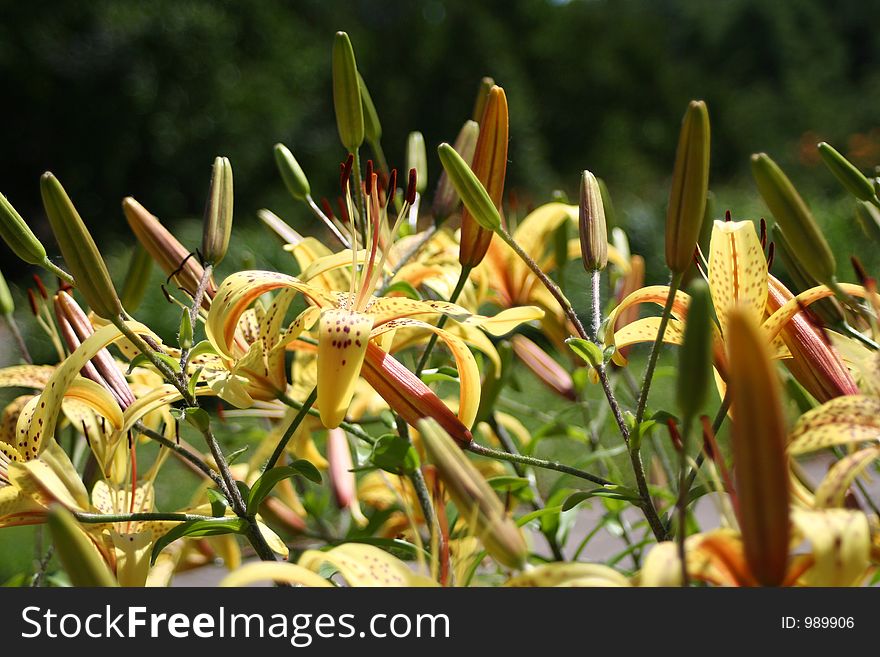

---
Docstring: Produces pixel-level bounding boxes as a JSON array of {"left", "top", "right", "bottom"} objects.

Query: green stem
[
  {"left": 43, "top": 259, "right": 74, "bottom": 286},
  {"left": 498, "top": 227, "right": 588, "bottom": 340},
  {"left": 351, "top": 148, "right": 367, "bottom": 248},
  {"left": 265, "top": 387, "right": 317, "bottom": 471},
  {"left": 466, "top": 442, "right": 613, "bottom": 487},
  {"left": 415, "top": 265, "right": 472, "bottom": 376},
  {"left": 134, "top": 421, "right": 225, "bottom": 491},
  {"left": 676, "top": 415, "right": 693, "bottom": 587},
  {"left": 635, "top": 272, "right": 684, "bottom": 425},
  {"left": 4, "top": 313, "right": 32, "bottom": 363},
  {"left": 278, "top": 392, "right": 375, "bottom": 445}
]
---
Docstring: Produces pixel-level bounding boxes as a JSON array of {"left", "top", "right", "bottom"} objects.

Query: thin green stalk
[
  {"left": 415, "top": 265, "right": 472, "bottom": 376},
  {"left": 307, "top": 195, "right": 350, "bottom": 248},
  {"left": 4, "top": 313, "right": 32, "bottom": 363},
  {"left": 265, "top": 387, "right": 317, "bottom": 471},
  {"left": 636, "top": 272, "right": 684, "bottom": 425},
  {"left": 466, "top": 442, "right": 612, "bottom": 487},
  {"left": 73, "top": 511, "right": 215, "bottom": 523},
  {"left": 676, "top": 416, "right": 693, "bottom": 587},
  {"left": 44, "top": 259, "right": 74, "bottom": 286},
  {"left": 134, "top": 421, "right": 226, "bottom": 492}
]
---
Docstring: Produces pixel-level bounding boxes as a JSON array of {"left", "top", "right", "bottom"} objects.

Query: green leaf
[
  {"left": 184, "top": 407, "right": 211, "bottom": 433},
  {"left": 486, "top": 475, "right": 531, "bottom": 493},
  {"left": 370, "top": 434, "right": 420, "bottom": 474},
  {"left": 205, "top": 489, "right": 228, "bottom": 517},
  {"left": 562, "top": 485, "right": 642, "bottom": 511},
  {"left": 382, "top": 281, "right": 421, "bottom": 300},
  {"left": 516, "top": 505, "right": 562, "bottom": 527},
  {"left": 566, "top": 337, "right": 603, "bottom": 368},
  {"left": 187, "top": 366, "right": 205, "bottom": 399},
  {"left": 247, "top": 461, "right": 322, "bottom": 516},
  {"left": 127, "top": 351, "right": 180, "bottom": 375},
  {"left": 150, "top": 518, "right": 248, "bottom": 564},
  {"left": 225, "top": 445, "right": 249, "bottom": 466},
  {"left": 189, "top": 340, "right": 219, "bottom": 359},
  {"left": 178, "top": 309, "right": 193, "bottom": 350}
]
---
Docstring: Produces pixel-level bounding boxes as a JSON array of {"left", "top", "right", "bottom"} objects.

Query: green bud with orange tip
[
  {"left": 472, "top": 76, "right": 495, "bottom": 123},
  {"left": 40, "top": 172, "right": 122, "bottom": 319},
  {"left": 418, "top": 418, "right": 527, "bottom": 570},
  {"left": 578, "top": 170, "right": 608, "bottom": 271},
  {"left": 48, "top": 505, "right": 118, "bottom": 587},
  {"left": 332, "top": 31, "right": 364, "bottom": 153},
  {"left": 751, "top": 152, "right": 836, "bottom": 283},
  {"left": 433, "top": 120, "right": 479, "bottom": 222},
  {"left": 274, "top": 143, "right": 311, "bottom": 202},
  {"left": 676, "top": 278, "right": 713, "bottom": 421},
  {"left": 457, "top": 85, "right": 508, "bottom": 267},
  {"left": 726, "top": 308, "right": 791, "bottom": 587},
  {"left": 817, "top": 142, "right": 876, "bottom": 202},
  {"left": 201, "top": 156, "right": 234, "bottom": 266},
  {"left": 665, "top": 100, "right": 711, "bottom": 274},
  {"left": 437, "top": 142, "right": 501, "bottom": 232},
  {"left": 0, "top": 192, "right": 50, "bottom": 267}
]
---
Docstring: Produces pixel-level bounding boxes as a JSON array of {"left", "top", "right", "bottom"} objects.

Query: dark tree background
[{"left": 1, "top": 0, "right": 879, "bottom": 280}]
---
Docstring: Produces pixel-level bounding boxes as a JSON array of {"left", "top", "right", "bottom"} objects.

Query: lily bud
[
  {"left": 274, "top": 144, "right": 311, "bottom": 202},
  {"left": 432, "top": 120, "right": 479, "bottom": 222},
  {"left": 120, "top": 246, "right": 153, "bottom": 313},
  {"left": 0, "top": 269, "right": 13, "bottom": 316},
  {"left": 418, "top": 418, "right": 527, "bottom": 570},
  {"left": 751, "top": 153, "right": 836, "bottom": 283},
  {"left": 578, "top": 170, "right": 608, "bottom": 271},
  {"left": 727, "top": 308, "right": 790, "bottom": 586},
  {"left": 767, "top": 276, "right": 858, "bottom": 402},
  {"left": 358, "top": 72, "right": 382, "bottom": 144},
  {"left": 817, "top": 142, "right": 875, "bottom": 202},
  {"left": 855, "top": 201, "right": 880, "bottom": 243},
  {"left": 332, "top": 31, "right": 364, "bottom": 153},
  {"left": 122, "top": 197, "right": 216, "bottom": 306},
  {"left": 361, "top": 343, "right": 473, "bottom": 447},
  {"left": 40, "top": 173, "right": 122, "bottom": 319},
  {"left": 0, "top": 192, "right": 49, "bottom": 267},
  {"left": 48, "top": 505, "right": 118, "bottom": 587},
  {"left": 406, "top": 132, "right": 427, "bottom": 194},
  {"left": 511, "top": 335, "right": 575, "bottom": 401},
  {"left": 677, "top": 278, "right": 713, "bottom": 421},
  {"left": 458, "top": 85, "right": 508, "bottom": 267},
  {"left": 472, "top": 76, "right": 495, "bottom": 123},
  {"left": 201, "top": 156, "right": 234, "bottom": 266},
  {"left": 438, "top": 143, "right": 501, "bottom": 233},
  {"left": 771, "top": 225, "right": 844, "bottom": 327},
  {"left": 666, "top": 100, "right": 711, "bottom": 273}
]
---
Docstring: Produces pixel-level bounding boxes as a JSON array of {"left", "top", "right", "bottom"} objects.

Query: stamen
[
  {"left": 666, "top": 418, "right": 683, "bottom": 452},
  {"left": 851, "top": 256, "right": 870, "bottom": 285},
  {"left": 759, "top": 218, "right": 767, "bottom": 250},
  {"left": 365, "top": 160, "right": 374, "bottom": 194},
  {"left": 386, "top": 169, "right": 398, "bottom": 207},
  {"left": 321, "top": 197, "right": 335, "bottom": 220},
  {"left": 767, "top": 242, "right": 775, "bottom": 271},
  {"left": 32, "top": 274, "right": 49, "bottom": 299},
  {"left": 406, "top": 168, "right": 418, "bottom": 205},
  {"left": 724, "top": 209, "right": 732, "bottom": 222},
  {"left": 81, "top": 420, "right": 92, "bottom": 449},
  {"left": 27, "top": 289, "right": 39, "bottom": 316}
]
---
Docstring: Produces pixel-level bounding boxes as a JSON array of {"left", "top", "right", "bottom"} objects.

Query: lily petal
[
  {"left": 317, "top": 309, "right": 374, "bottom": 428},
  {"left": 708, "top": 220, "right": 767, "bottom": 335}
]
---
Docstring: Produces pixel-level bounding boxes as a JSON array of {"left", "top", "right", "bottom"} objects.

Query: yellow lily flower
[{"left": 206, "top": 167, "right": 541, "bottom": 429}]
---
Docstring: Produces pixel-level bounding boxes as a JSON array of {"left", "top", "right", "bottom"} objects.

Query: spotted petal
[
  {"left": 707, "top": 220, "right": 767, "bottom": 335},
  {"left": 317, "top": 309, "right": 374, "bottom": 428}
]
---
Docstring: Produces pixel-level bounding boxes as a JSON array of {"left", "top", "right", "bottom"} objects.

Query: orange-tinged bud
[
  {"left": 459, "top": 85, "right": 508, "bottom": 267},
  {"left": 361, "top": 343, "right": 473, "bottom": 447},
  {"left": 511, "top": 335, "right": 575, "bottom": 401},
  {"left": 122, "top": 197, "right": 216, "bottom": 307},
  {"left": 727, "top": 308, "right": 790, "bottom": 586},
  {"left": 766, "top": 276, "right": 858, "bottom": 402}
]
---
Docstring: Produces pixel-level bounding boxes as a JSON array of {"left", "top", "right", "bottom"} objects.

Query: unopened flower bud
[
  {"left": 40, "top": 173, "right": 122, "bottom": 319},
  {"left": 122, "top": 197, "right": 215, "bottom": 306},
  {"left": 511, "top": 335, "right": 575, "bottom": 401},
  {"left": 418, "top": 418, "right": 527, "bottom": 570},
  {"left": 0, "top": 269, "right": 13, "bottom": 316},
  {"left": 855, "top": 200, "right": 880, "bottom": 243},
  {"left": 727, "top": 308, "right": 790, "bottom": 586},
  {"left": 358, "top": 72, "right": 382, "bottom": 145},
  {"left": 818, "top": 142, "right": 876, "bottom": 202},
  {"left": 432, "top": 120, "right": 479, "bottom": 222},
  {"left": 332, "top": 31, "right": 364, "bottom": 153},
  {"left": 48, "top": 505, "right": 118, "bottom": 587},
  {"left": 472, "top": 76, "right": 495, "bottom": 123},
  {"left": 274, "top": 144, "right": 311, "bottom": 202},
  {"left": 201, "top": 156, "right": 234, "bottom": 266},
  {"left": 578, "top": 170, "right": 608, "bottom": 271},
  {"left": 438, "top": 143, "right": 501, "bottom": 233},
  {"left": 120, "top": 246, "right": 153, "bottom": 313},
  {"left": 0, "top": 192, "right": 48, "bottom": 267},
  {"left": 666, "top": 100, "right": 711, "bottom": 273},
  {"left": 406, "top": 131, "right": 427, "bottom": 194},
  {"left": 676, "top": 278, "right": 713, "bottom": 420},
  {"left": 751, "top": 152, "right": 836, "bottom": 283}
]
